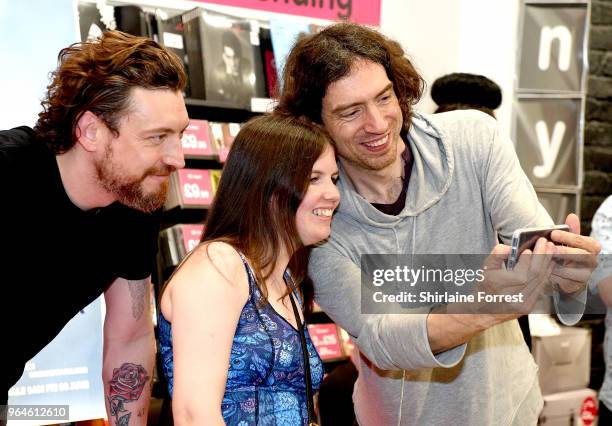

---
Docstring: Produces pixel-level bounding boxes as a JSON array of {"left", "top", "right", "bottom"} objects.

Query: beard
[
  {"left": 339, "top": 133, "right": 400, "bottom": 172},
  {"left": 95, "top": 145, "right": 173, "bottom": 213}
]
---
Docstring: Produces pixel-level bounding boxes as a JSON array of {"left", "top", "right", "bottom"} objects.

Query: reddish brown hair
[
  {"left": 277, "top": 23, "right": 425, "bottom": 129},
  {"left": 35, "top": 30, "right": 187, "bottom": 154},
  {"left": 203, "top": 113, "right": 333, "bottom": 316}
]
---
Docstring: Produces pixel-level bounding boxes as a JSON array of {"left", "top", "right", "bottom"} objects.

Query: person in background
[
  {"left": 589, "top": 195, "right": 612, "bottom": 423},
  {"left": 158, "top": 113, "right": 340, "bottom": 425},
  {"left": 431, "top": 72, "right": 502, "bottom": 118},
  {"left": 0, "top": 30, "right": 188, "bottom": 426},
  {"left": 277, "top": 22, "right": 600, "bottom": 425}
]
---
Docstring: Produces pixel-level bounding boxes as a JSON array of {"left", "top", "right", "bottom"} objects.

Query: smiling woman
[{"left": 158, "top": 113, "right": 339, "bottom": 425}]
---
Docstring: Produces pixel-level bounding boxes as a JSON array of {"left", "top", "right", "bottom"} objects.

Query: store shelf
[{"left": 185, "top": 98, "right": 268, "bottom": 123}]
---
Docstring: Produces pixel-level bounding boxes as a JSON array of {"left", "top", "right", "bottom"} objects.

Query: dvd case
[
  {"left": 182, "top": 8, "right": 265, "bottom": 107},
  {"left": 259, "top": 27, "right": 278, "bottom": 98},
  {"left": 159, "top": 13, "right": 191, "bottom": 97},
  {"left": 114, "top": 5, "right": 156, "bottom": 38}
]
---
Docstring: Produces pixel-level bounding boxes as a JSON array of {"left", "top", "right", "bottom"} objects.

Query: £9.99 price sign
[
  {"left": 307, "top": 323, "right": 344, "bottom": 361},
  {"left": 178, "top": 169, "right": 213, "bottom": 207},
  {"left": 181, "top": 119, "right": 213, "bottom": 158},
  {"left": 181, "top": 224, "right": 205, "bottom": 253}
]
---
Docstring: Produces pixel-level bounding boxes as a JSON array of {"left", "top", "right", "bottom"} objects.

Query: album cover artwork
[{"left": 200, "top": 11, "right": 265, "bottom": 107}]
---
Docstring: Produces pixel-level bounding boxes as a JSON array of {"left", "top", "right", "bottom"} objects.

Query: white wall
[
  {"left": 0, "top": 0, "right": 78, "bottom": 129},
  {"left": 380, "top": 0, "right": 521, "bottom": 137}
]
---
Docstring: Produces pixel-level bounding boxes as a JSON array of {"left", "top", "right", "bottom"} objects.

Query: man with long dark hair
[
  {"left": 0, "top": 31, "right": 189, "bottom": 425},
  {"left": 278, "top": 23, "right": 600, "bottom": 425}
]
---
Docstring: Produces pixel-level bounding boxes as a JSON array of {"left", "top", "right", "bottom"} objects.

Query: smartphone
[{"left": 506, "top": 225, "right": 570, "bottom": 270}]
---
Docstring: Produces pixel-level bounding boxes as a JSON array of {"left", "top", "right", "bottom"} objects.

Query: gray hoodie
[{"left": 310, "top": 110, "right": 573, "bottom": 425}]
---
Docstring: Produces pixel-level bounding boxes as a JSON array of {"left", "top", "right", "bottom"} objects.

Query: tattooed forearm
[
  {"left": 127, "top": 279, "right": 148, "bottom": 320},
  {"left": 107, "top": 363, "right": 150, "bottom": 425}
]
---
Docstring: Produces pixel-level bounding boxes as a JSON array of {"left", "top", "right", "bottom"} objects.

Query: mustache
[{"left": 144, "top": 165, "right": 176, "bottom": 177}]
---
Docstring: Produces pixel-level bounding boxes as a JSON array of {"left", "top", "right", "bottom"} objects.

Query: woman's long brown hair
[{"left": 202, "top": 113, "right": 333, "bottom": 317}]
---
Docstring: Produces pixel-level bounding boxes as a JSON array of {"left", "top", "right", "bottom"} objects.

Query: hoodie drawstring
[{"left": 397, "top": 216, "right": 418, "bottom": 425}]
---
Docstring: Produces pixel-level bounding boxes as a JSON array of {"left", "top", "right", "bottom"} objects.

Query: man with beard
[
  {"left": 277, "top": 23, "right": 600, "bottom": 425},
  {"left": 0, "top": 31, "right": 188, "bottom": 425}
]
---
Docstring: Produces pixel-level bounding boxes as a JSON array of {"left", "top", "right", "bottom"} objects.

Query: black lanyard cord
[{"left": 289, "top": 292, "right": 317, "bottom": 425}]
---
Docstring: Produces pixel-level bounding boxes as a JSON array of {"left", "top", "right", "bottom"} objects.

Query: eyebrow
[
  {"left": 142, "top": 122, "right": 190, "bottom": 135},
  {"left": 311, "top": 169, "right": 340, "bottom": 175},
  {"left": 331, "top": 83, "right": 394, "bottom": 114}
]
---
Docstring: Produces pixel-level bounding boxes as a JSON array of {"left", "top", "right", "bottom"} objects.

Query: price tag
[
  {"left": 307, "top": 323, "right": 344, "bottom": 360},
  {"left": 177, "top": 169, "right": 212, "bottom": 206},
  {"left": 181, "top": 224, "right": 205, "bottom": 253},
  {"left": 182, "top": 119, "right": 212, "bottom": 157}
]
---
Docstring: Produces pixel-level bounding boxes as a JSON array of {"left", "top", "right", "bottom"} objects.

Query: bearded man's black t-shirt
[{"left": 0, "top": 127, "right": 161, "bottom": 399}]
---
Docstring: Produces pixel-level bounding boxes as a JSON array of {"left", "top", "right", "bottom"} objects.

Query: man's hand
[
  {"left": 549, "top": 213, "right": 601, "bottom": 294},
  {"left": 429, "top": 239, "right": 555, "bottom": 354},
  {"left": 469, "top": 239, "right": 555, "bottom": 316}
]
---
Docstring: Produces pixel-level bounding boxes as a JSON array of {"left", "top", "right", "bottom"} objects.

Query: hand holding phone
[{"left": 506, "top": 225, "right": 570, "bottom": 270}]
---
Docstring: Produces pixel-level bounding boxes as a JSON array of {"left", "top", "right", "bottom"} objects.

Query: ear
[{"left": 75, "top": 111, "right": 103, "bottom": 152}]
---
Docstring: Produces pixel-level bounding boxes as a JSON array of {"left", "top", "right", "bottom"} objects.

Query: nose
[
  {"left": 163, "top": 136, "right": 185, "bottom": 170},
  {"left": 363, "top": 105, "right": 387, "bottom": 134},
  {"left": 324, "top": 179, "right": 341, "bottom": 205}
]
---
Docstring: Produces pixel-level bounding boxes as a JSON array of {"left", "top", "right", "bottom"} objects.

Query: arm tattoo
[
  {"left": 127, "top": 279, "right": 147, "bottom": 321},
  {"left": 107, "top": 363, "right": 150, "bottom": 426}
]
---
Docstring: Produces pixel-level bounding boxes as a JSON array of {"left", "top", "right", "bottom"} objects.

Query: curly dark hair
[
  {"left": 276, "top": 23, "right": 425, "bottom": 128},
  {"left": 35, "top": 30, "right": 187, "bottom": 154}
]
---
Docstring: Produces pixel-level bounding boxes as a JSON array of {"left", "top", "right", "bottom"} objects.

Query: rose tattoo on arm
[{"left": 107, "top": 363, "right": 149, "bottom": 425}]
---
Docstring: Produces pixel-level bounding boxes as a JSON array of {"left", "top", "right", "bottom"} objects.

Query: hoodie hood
[{"left": 336, "top": 111, "right": 454, "bottom": 227}]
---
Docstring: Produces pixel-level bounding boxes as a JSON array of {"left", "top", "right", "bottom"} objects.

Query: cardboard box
[{"left": 532, "top": 326, "right": 591, "bottom": 395}]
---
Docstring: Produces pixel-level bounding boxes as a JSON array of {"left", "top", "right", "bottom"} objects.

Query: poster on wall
[
  {"left": 7, "top": 297, "right": 106, "bottom": 425},
  {"left": 517, "top": 3, "right": 588, "bottom": 93},
  {"left": 514, "top": 96, "right": 582, "bottom": 188}
]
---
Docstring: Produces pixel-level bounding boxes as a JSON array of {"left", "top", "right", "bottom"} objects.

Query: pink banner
[{"left": 193, "top": 0, "right": 380, "bottom": 26}]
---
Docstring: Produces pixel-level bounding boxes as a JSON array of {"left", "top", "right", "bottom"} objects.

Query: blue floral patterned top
[{"left": 158, "top": 253, "right": 324, "bottom": 425}]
